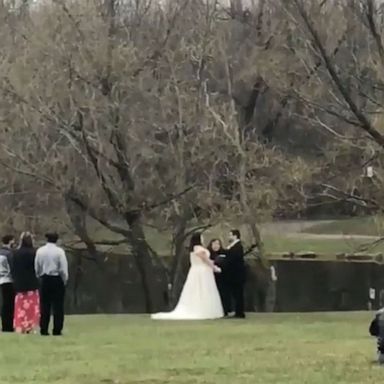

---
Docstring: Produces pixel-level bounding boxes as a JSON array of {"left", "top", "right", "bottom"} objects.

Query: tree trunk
[
  {"left": 128, "top": 219, "right": 157, "bottom": 313},
  {"left": 238, "top": 152, "right": 272, "bottom": 311},
  {"left": 170, "top": 221, "right": 188, "bottom": 306}
]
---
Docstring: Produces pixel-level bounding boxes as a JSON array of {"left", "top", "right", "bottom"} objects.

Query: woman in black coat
[
  {"left": 11, "top": 232, "right": 40, "bottom": 334},
  {"left": 208, "top": 239, "right": 230, "bottom": 316}
]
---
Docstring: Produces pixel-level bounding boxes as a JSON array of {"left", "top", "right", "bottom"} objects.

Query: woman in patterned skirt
[{"left": 11, "top": 232, "right": 40, "bottom": 334}]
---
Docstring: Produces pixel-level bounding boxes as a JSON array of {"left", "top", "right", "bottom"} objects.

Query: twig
[{"left": 357, "top": 236, "right": 384, "bottom": 252}]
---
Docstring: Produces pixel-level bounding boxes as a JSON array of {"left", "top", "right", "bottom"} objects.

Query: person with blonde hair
[{"left": 11, "top": 232, "right": 40, "bottom": 334}]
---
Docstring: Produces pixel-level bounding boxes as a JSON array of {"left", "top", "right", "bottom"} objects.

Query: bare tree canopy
[{"left": 2, "top": 0, "right": 384, "bottom": 310}]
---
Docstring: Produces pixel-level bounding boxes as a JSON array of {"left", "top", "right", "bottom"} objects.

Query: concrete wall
[{"left": 271, "top": 259, "right": 383, "bottom": 312}]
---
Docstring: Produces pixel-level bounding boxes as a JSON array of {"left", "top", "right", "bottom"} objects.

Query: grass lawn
[
  {"left": 145, "top": 220, "right": 384, "bottom": 256},
  {"left": 87, "top": 231, "right": 384, "bottom": 260},
  {"left": 68, "top": 217, "right": 384, "bottom": 259},
  {"left": 264, "top": 236, "right": 384, "bottom": 255},
  {"left": 0, "top": 313, "right": 382, "bottom": 384},
  {"left": 305, "top": 216, "right": 384, "bottom": 237}
]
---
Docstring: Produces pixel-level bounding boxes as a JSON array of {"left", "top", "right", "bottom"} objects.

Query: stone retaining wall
[{"left": 4, "top": 250, "right": 382, "bottom": 313}]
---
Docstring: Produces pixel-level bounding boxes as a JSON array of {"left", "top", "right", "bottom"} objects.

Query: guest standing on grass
[
  {"left": 35, "top": 232, "right": 68, "bottom": 336},
  {"left": 12, "top": 232, "right": 40, "bottom": 334},
  {"left": 0, "top": 235, "right": 15, "bottom": 332}
]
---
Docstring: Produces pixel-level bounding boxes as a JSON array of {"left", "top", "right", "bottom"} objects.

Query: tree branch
[
  {"left": 65, "top": 188, "right": 131, "bottom": 237},
  {"left": 80, "top": 119, "right": 123, "bottom": 214},
  {"left": 67, "top": 238, "right": 129, "bottom": 247},
  {"left": 139, "top": 186, "right": 195, "bottom": 214},
  {"left": 181, "top": 223, "right": 213, "bottom": 242},
  {"left": 319, "top": 183, "right": 379, "bottom": 209},
  {"left": 291, "top": 0, "right": 384, "bottom": 148},
  {"left": 366, "top": 0, "right": 384, "bottom": 65}
]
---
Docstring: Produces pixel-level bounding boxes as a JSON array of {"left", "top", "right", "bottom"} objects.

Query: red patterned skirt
[{"left": 14, "top": 290, "right": 40, "bottom": 334}]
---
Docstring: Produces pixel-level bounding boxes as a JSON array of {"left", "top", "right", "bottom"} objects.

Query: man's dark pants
[
  {"left": 1, "top": 283, "right": 15, "bottom": 332},
  {"left": 40, "top": 275, "right": 65, "bottom": 335}
]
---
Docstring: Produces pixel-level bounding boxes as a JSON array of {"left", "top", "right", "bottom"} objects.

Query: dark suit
[
  {"left": 210, "top": 250, "right": 231, "bottom": 315},
  {"left": 224, "top": 241, "right": 246, "bottom": 317}
]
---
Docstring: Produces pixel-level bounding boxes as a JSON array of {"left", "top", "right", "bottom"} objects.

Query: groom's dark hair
[
  {"left": 189, "top": 232, "right": 202, "bottom": 252},
  {"left": 230, "top": 229, "right": 241, "bottom": 239},
  {"left": 45, "top": 232, "right": 59, "bottom": 243}
]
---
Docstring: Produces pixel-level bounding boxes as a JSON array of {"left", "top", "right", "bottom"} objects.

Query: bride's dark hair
[{"left": 189, "top": 232, "right": 202, "bottom": 252}]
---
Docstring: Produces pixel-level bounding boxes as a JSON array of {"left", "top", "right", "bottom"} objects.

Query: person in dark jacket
[
  {"left": 0, "top": 234, "right": 15, "bottom": 332},
  {"left": 208, "top": 239, "right": 231, "bottom": 316},
  {"left": 369, "top": 307, "right": 384, "bottom": 364},
  {"left": 12, "top": 232, "right": 40, "bottom": 334},
  {"left": 224, "top": 229, "right": 246, "bottom": 319}
]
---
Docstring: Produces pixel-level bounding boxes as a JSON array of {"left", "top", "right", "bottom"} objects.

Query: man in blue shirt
[{"left": 35, "top": 232, "right": 68, "bottom": 336}]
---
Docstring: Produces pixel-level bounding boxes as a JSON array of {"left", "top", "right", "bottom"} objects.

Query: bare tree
[
  {"left": 276, "top": 0, "right": 384, "bottom": 217},
  {"left": 0, "top": 0, "right": 315, "bottom": 312}
]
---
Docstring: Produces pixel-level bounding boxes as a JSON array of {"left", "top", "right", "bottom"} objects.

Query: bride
[{"left": 151, "top": 232, "right": 224, "bottom": 320}]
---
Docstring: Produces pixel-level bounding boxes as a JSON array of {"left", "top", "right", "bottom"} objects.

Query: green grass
[
  {"left": 69, "top": 218, "right": 384, "bottom": 258},
  {"left": 145, "top": 221, "right": 384, "bottom": 256},
  {"left": 0, "top": 313, "right": 382, "bottom": 384},
  {"left": 264, "top": 236, "right": 384, "bottom": 255},
  {"left": 305, "top": 217, "right": 384, "bottom": 237}
]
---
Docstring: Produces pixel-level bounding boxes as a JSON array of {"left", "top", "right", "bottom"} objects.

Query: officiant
[{"left": 208, "top": 239, "right": 231, "bottom": 316}]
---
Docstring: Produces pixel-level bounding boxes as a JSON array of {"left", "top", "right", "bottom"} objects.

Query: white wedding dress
[{"left": 151, "top": 247, "right": 224, "bottom": 320}]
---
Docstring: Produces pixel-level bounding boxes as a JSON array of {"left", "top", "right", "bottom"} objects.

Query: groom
[{"left": 222, "top": 229, "right": 246, "bottom": 319}]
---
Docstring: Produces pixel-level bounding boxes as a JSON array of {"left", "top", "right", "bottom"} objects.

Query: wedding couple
[{"left": 151, "top": 229, "right": 245, "bottom": 320}]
